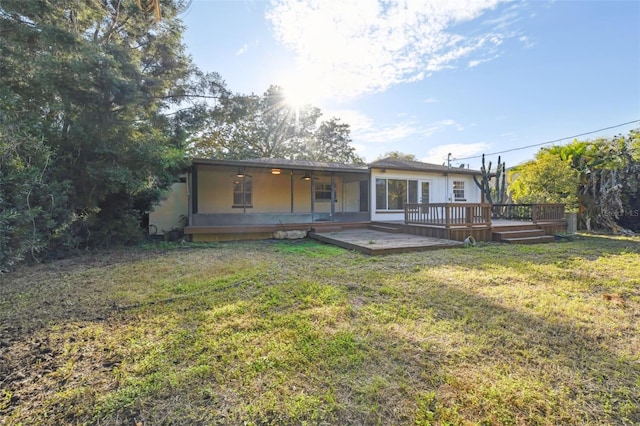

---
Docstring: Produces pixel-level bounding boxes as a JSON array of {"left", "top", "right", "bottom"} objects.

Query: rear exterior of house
[{"left": 149, "top": 157, "right": 486, "bottom": 241}]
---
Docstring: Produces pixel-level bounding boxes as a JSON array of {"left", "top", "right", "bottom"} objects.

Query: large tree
[
  {"left": 188, "top": 85, "right": 363, "bottom": 164},
  {"left": 509, "top": 150, "right": 580, "bottom": 210},
  {"left": 509, "top": 130, "right": 640, "bottom": 233},
  {"left": 0, "top": 0, "right": 201, "bottom": 267}
]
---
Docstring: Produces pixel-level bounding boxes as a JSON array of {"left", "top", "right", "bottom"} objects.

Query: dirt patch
[
  {"left": 0, "top": 249, "right": 156, "bottom": 337},
  {"left": 0, "top": 250, "right": 154, "bottom": 420}
]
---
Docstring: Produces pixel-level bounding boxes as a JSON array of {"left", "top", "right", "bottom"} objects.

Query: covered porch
[{"left": 184, "top": 158, "right": 370, "bottom": 241}]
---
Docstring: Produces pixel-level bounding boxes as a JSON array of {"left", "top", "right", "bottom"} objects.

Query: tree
[
  {"left": 0, "top": 0, "right": 199, "bottom": 267},
  {"left": 300, "top": 118, "right": 361, "bottom": 163},
  {"left": 509, "top": 130, "right": 640, "bottom": 233},
  {"left": 188, "top": 85, "right": 363, "bottom": 163},
  {"left": 0, "top": 95, "right": 72, "bottom": 270},
  {"left": 509, "top": 150, "right": 580, "bottom": 210},
  {"left": 376, "top": 151, "right": 418, "bottom": 161}
]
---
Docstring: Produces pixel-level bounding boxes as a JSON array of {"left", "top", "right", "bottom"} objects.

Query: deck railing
[
  {"left": 492, "top": 203, "right": 565, "bottom": 223},
  {"left": 404, "top": 203, "right": 492, "bottom": 227},
  {"left": 405, "top": 203, "right": 565, "bottom": 227}
]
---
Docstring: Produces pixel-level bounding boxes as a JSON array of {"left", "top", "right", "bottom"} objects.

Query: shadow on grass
[{"left": 0, "top": 237, "right": 638, "bottom": 424}]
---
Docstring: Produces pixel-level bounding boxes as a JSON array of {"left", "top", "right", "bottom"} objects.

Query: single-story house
[{"left": 149, "top": 157, "right": 487, "bottom": 242}]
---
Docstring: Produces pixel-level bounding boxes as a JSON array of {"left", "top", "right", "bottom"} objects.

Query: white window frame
[
  {"left": 453, "top": 180, "right": 465, "bottom": 201},
  {"left": 375, "top": 178, "right": 418, "bottom": 211}
]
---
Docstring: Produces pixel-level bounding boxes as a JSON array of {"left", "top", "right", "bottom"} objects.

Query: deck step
[
  {"left": 369, "top": 223, "right": 404, "bottom": 233},
  {"left": 492, "top": 228, "right": 546, "bottom": 241},
  {"left": 491, "top": 224, "right": 540, "bottom": 233},
  {"left": 501, "top": 235, "right": 555, "bottom": 244},
  {"left": 311, "top": 226, "right": 343, "bottom": 233}
]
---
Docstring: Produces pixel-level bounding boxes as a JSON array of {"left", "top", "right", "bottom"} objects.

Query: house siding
[
  {"left": 149, "top": 181, "right": 188, "bottom": 235},
  {"left": 369, "top": 168, "right": 482, "bottom": 222}
]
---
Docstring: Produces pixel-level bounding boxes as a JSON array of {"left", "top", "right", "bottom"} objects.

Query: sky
[{"left": 179, "top": 0, "right": 640, "bottom": 169}]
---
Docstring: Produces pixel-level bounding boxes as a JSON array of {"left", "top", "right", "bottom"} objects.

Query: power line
[{"left": 453, "top": 119, "right": 640, "bottom": 161}]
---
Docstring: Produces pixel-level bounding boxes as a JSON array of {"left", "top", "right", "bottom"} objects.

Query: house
[
  {"left": 368, "top": 158, "right": 483, "bottom": 222},
  {"left": 149, "top": 157, "right": 489, "bottom": 242}
]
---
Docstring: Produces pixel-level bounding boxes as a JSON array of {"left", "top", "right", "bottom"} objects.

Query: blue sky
[{"left": 180, "top": 0, "right": 640, "bottom": 168}]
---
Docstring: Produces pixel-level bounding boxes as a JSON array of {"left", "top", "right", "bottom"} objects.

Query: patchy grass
[{"left": 1, "top": 235, "right": 639, "bottom": 425}]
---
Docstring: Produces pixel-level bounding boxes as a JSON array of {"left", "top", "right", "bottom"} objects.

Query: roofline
[
  {"left": 191, "top": 158, "right": 369, "bottom": 174},
  {"left": 368, "top": 164, "right": 482, "bottom": 175},
  {"left": 192, "top": 158, "right": 482, "bottom": 175}
]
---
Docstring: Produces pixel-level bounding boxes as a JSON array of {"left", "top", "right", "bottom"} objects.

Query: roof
[
  {"left": 192, "top": 157, "right": 482, "bottom": 175},
  {"left": 192, "top": 157, "right": 369, "bottom": 173},
  {"left": 368, "top": 158, "right": 482, "bottom": 175}
]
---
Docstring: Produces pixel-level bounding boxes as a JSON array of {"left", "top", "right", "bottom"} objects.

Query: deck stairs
[
  {"left": 368, "top": 222, "right": 403, "bottom": 234},
  {"left": 369, "top": 221, "right": 556, "bottom": 244},
  {"left": 492, "top": 224, "right": 554, "bottom": 244},
  {"left": 368, "top": 223, "right": 404, "bottom": 233}
]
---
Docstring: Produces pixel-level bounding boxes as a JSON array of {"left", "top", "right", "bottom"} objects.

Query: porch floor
[{"left": 309, "top": 228, "right": 463, "bottom": 255}]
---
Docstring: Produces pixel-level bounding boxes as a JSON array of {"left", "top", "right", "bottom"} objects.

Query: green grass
[{"left": 1, "top": 235, "right": 639, "bottom": 425}]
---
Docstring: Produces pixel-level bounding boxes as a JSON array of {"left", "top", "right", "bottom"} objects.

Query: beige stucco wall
[
  {"left": 197, "top": 165, "right": 361, "bottom": 214},
  {"left": 149, "top": 181, "right": 188, "bottom": 235}
]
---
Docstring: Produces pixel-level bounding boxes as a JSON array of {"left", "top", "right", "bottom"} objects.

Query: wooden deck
[{"left": 309, "top": 228, "right": 463, "bottom": 255}]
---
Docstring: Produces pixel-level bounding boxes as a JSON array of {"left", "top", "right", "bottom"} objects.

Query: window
[
  {"left": 233, "top": 178, "right": 252, "bottom": 207},
  {"left": 376, "top": 179, "right": 387, "bottom": 210},
  {"left": 376, "top": 178, "right": 418, "bottom": 210},
  {"left": 315, "top": 183, "right": 332, "bottom": 201},
  {"left": 453, "top": 181, "right": 465, "bottom": 201}
]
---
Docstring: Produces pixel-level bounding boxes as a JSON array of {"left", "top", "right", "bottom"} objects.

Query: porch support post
[
  {"left": 191, "top": 164, "right": 198, "bottom": 215},
  {"left": 310, "top": 171, "right": 315, "bottom": 222},
  {"left": 242, "top": 174, "right": 247, "bottom": 214},
  {"left": 445, "top": 204, "right": 450, "bottom": 227},
  {"left": 330, "top": 173, "right": 335, "bottom": 221},
  {"left": 290, "top": 170, "right": 294, "bottom": 213}
]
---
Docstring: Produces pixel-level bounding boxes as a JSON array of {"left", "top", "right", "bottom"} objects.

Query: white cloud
[
  {"left": 357, "top": 121, "right": 419, "bottom": 144},
  {"left": 424, "top": 97, "right": 439, "bottom": 103},
  {"left": 236, "top": 43, "right": 249, "bottom": 56},
  {"left": 267, "top": 0, "right": 515, "bottom": 100},
  {"left": 324, "top": 109, "right": 373, "bottom": 133},
  {"left": 468, "top": 58, "right": 491, "bottom": 68},
  {"left": 333, "top": 110, "right": 464, "bottom": 145},
  {"left": 519, "top": 35, "right": 535, "bottom": 48},
  {"left": 422, "top": 143, "right": 490, "bottom": 165}
]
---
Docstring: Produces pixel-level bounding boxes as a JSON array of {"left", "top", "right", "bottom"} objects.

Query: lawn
[{"left": 0, "top": 235, "right": 639, "bottom": 425}]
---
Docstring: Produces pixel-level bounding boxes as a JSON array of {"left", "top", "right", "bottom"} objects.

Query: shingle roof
[
  {"left": 250, "top": 158, "right": 367, "bottom": 170},
  {"left": 192, "top": 157, "right": 368, "bottom": 173},
  {"left": 368, "top": 158, "right": 481, "bottom": 174},
  {"left": 192, "top": 157, "right": 481, "bottom": 175}
]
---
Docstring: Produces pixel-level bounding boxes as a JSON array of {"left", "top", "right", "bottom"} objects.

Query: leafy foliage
[
  {"left": 188, "top": 85, "right": 363, "bottom": 164},
  {"left": 509, "top": 129, "right": 640, "bottom": 232},
  {"left": 509, "top": 151, "right": 579, "bottom": 209},
  {"left": 376, "top": 151, "right": 418, "bottom": 161},
  {"left": 0, "top": 0, "right": 198, "bottom": 269},
  {"left": 0, "top": 98, "right": 72, "bottom": 270}
]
